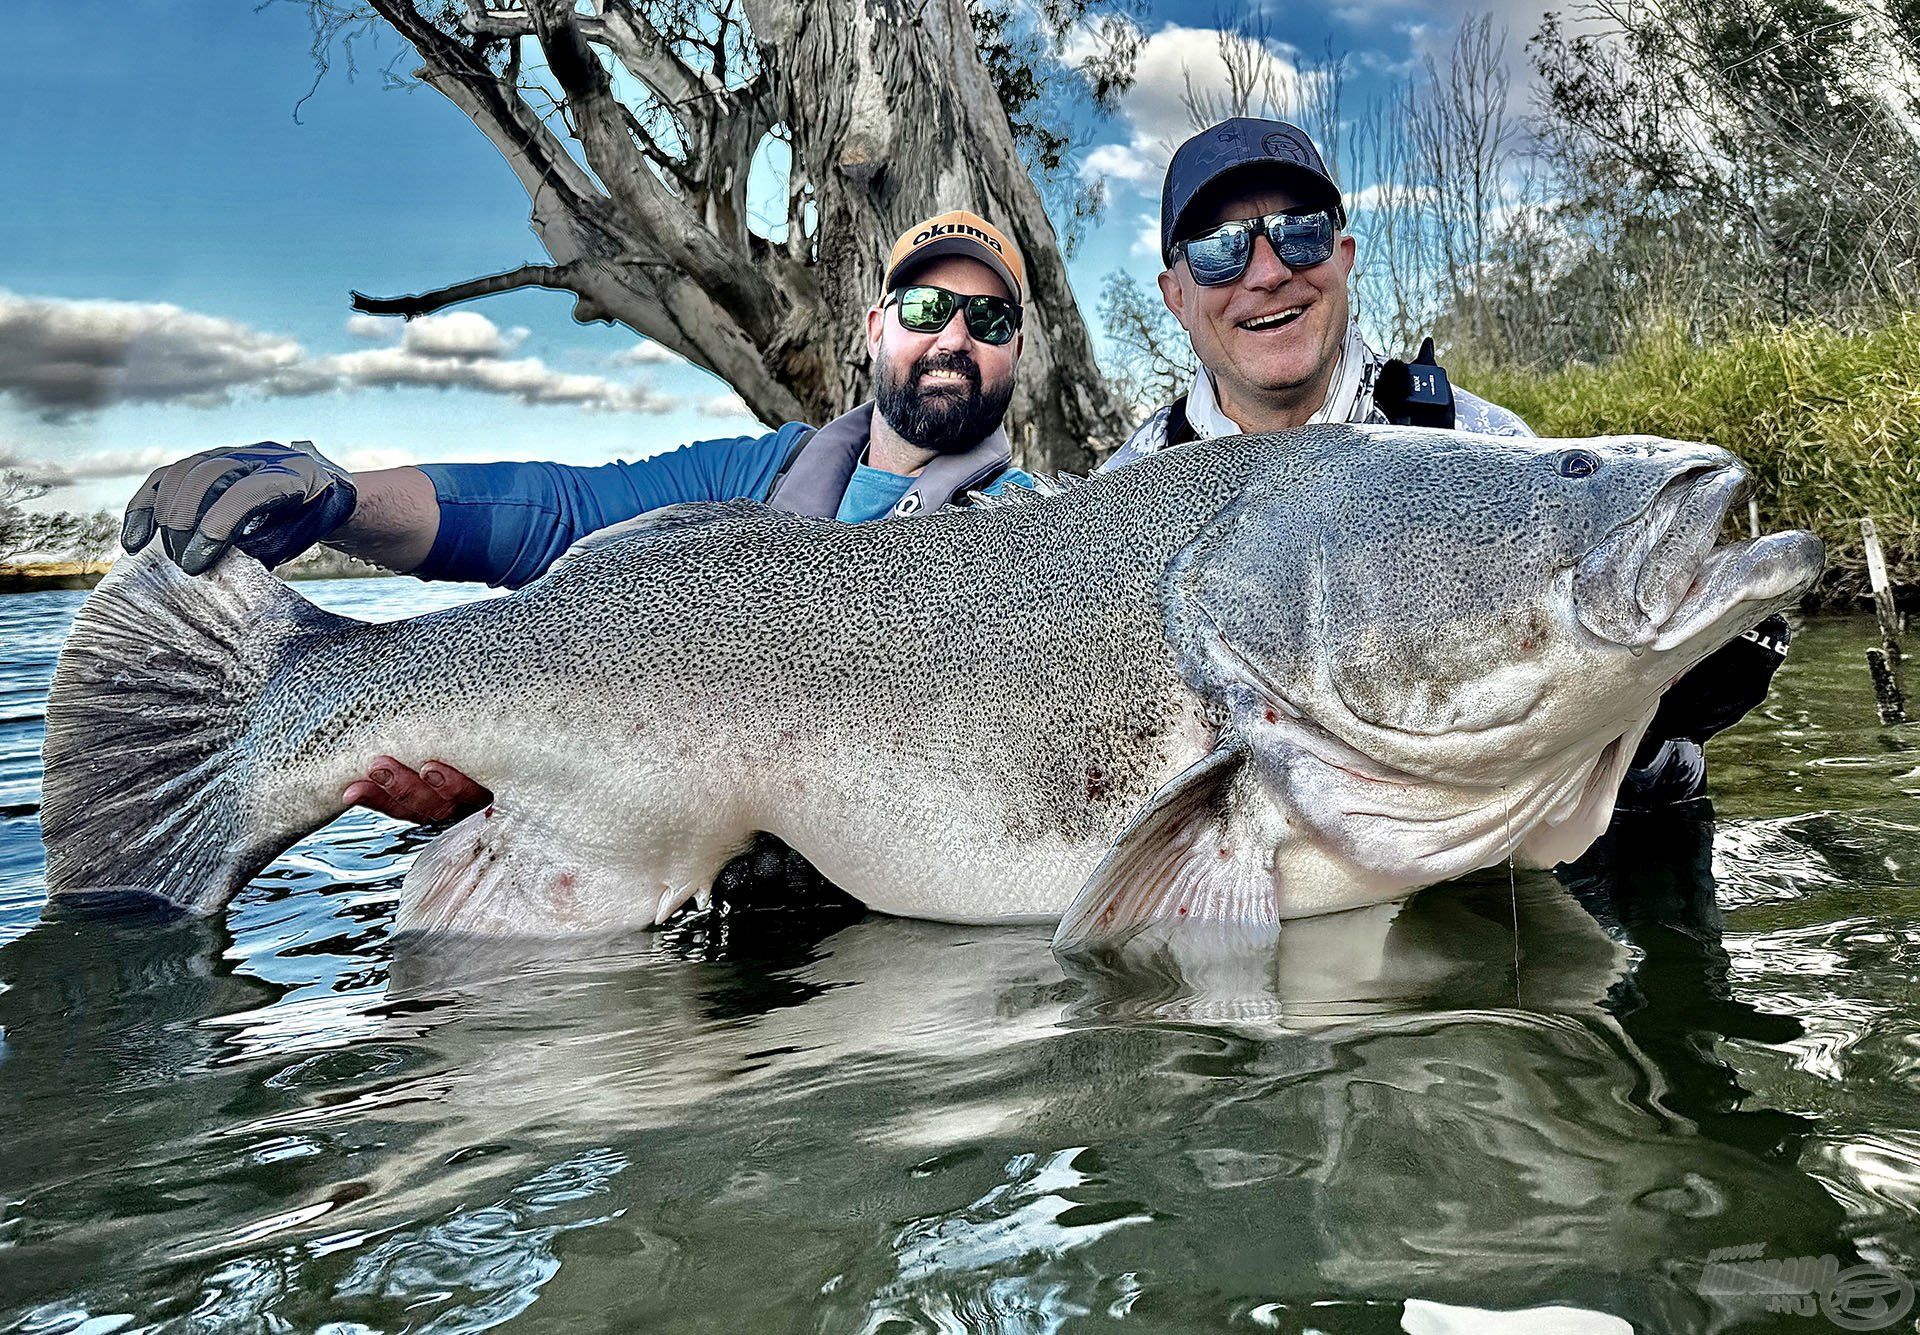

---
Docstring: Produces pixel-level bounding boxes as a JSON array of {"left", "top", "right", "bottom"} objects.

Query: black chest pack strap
[
  {"left": 1371, "top": 337, "right": 1457, "bottom": 430},
  {"left": 765, "top": 402, "right": 1014, "bottom": 519},
  {"left": 1164, "top": 395, "right": 1196, "bottom": 447},
  {"left": 1162, "top": 334, "right": 1457, "bottom": 447}
]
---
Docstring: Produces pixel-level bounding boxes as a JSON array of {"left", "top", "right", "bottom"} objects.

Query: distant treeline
[{"left": 0, "top": 492, "right": 118, "bottom": 571}]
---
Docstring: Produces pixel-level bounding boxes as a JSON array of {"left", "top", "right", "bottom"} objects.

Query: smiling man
[
  {"left": 1105, "top": 117, "right": 1532, "bottom": 470},
  {"left": 121, "top": 209, "right": 1033, "bottom": 823},
  {"left": 1109, "top": 117, "right": 1789, "bottom": 811}
]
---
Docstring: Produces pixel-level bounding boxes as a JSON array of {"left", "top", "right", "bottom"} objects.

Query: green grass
[{"left": 1456, "top": 310, "right": 1920, "bottom": 606}]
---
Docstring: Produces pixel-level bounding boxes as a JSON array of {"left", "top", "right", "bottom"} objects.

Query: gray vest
[{"left": 766, "top": 402, "right": 1012, "bottom": 519}]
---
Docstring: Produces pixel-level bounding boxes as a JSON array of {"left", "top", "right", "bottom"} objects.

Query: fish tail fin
[{"left": 41, "top": 548, "right": 354, "bottom": 913}]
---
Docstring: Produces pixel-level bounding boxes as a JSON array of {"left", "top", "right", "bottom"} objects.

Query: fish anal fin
[
  {"left": 399, "top": 805, "right": 697, "bottom": 936},
  {"left": 1053, "top": 741, "right": 1284, "bottom": 956}
]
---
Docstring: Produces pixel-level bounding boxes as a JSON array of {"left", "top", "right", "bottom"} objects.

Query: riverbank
[
  {"left": 0, "top": 562, "right": 113, "bottom": 593},
  {"left": 0, "top": 549, "right": 397, "bottom": 593},
  {"left": 1459, "top": 309, "right": 1920, "bottom": 608}
]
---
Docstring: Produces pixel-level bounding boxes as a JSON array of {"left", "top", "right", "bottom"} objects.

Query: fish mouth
[
  {"left": 1574, "top": 461, "right": 1823, "bottom": 649},
  {"left": 1649, "top": 528, "right": 1822, "bottom": 650}
]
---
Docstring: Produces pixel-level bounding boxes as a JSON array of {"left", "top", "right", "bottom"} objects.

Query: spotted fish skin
[{"left": 39, "top": 425, "right": 1822, "bottom": 938}]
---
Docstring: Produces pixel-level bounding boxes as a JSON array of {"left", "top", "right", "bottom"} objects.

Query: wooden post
[{"left": 1862, "top": 517, "right": 1907, "bottom": 725}]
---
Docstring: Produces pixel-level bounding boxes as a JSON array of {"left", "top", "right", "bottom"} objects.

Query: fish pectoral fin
[
  {"left": 1052, "top": 739, "right": 1285, "bottom": 956},
  {"left": 399, "top": 805, "right": 684, "bottom": 936}
]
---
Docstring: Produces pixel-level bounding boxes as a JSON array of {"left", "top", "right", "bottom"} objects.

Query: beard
[{"left": 874, "top": 350, "right": 1014, "bottom": 454}]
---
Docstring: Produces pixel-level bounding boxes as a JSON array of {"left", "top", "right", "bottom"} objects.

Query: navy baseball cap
[{"left": 1161, "top": 118, "right": 1345, "bottom": 266}]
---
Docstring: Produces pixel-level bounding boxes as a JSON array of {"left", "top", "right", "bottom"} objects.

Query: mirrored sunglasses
[
  {"left": 884, "top": 285, "right": 1023, "bottom": 346},
  {"left": 1178, "top": 210, "right": 1338, "bottom": 287}
]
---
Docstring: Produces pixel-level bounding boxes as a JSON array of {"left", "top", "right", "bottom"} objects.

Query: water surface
[{"left": 1, "top": 581, "right": 1916, "bottom": 1333}]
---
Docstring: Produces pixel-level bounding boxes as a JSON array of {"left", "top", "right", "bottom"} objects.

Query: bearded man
[{"left": 122, "top": 209, "right": 1033, "bottom": 821}]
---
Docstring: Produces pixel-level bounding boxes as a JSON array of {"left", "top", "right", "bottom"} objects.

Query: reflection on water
[{"left": 1, "top": 588, "right": 1917, "bottom": 1332}]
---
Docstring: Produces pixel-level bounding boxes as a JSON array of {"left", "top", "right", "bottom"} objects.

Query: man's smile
[{"left": 1236, "top": 305, "right": 1307, "bottom": 333}]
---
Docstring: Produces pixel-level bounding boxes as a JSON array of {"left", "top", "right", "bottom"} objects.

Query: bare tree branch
[{"left": 350, "top": 262, "right": 596, "bottom": 318}]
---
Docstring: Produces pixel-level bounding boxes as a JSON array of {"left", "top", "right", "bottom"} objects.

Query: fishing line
[{"left": 1502, "top": 785, "right": 1520, "bottom": 1006}]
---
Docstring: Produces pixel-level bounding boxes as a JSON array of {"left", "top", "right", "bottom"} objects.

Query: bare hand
[{"left": 343, "top": 756, "right": 493, "bottom": 825}]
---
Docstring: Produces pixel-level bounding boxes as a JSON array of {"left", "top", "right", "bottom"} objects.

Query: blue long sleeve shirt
[{"left": 415, "top": 423, "right": 1032, "bottom": 588}]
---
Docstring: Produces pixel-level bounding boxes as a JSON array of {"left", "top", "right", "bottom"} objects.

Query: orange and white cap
[{"left": 881, "top": 210, "right": 1025, "bottom": 303}]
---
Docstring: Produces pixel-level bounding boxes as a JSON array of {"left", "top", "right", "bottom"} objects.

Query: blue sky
[{"left": 1, "top": 0, "right": 1545, "bottom": 514}]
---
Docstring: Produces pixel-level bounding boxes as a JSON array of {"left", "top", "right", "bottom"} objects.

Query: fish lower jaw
[{"left": 1650, "top": 530, "right": 1823, "bottom": 652}]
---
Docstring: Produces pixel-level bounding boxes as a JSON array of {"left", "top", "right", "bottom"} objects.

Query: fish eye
[{"left": 1558, "top": 450, "right": 1602, "bottom": 479}]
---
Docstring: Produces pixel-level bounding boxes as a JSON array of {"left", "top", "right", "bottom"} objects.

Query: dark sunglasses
[
  {"left": 883, "top": 285, "right": 1023, "bottom": 346},
  {"left": 1177, "top": 209, "right": 1338, "bottom": 287}
]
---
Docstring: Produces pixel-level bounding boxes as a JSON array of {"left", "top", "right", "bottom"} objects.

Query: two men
[{"left": 125, "top": 121, "right": 1783, "bottom": 822}]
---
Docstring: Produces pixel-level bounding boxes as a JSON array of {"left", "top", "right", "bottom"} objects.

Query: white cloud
[
  {"left": 345, "top": 314, "right": 395, "bottom": 341},
  {"left": 1131, "top": 213, "right": 1163, "bottom": 261},
  {"left": 314, "top": 344, "right": 676, "bottom": 412},
  {"left": 696, "top": 392, "right": 753, "bottom": 419},
  {"left": 0, "top": 292, "right": 676, "bottom": 419},
  {"left": 1082, "top": 142, "right": 1158, "bottom": 187},
  {"left": 614, "top": 339, "right": 686, "bottom": 366},
  {"left": 0, "top": 291, "right": 315, "bottom": 415},
  {"left": 1076, "top": 24, "right": 1319, "bottom": 199},
  {"left": 1344, "top": 181, "right": 1437, "bottom": 215},
  {"left": 0, "top": 444, "right": 174, "bottom": 490},
  {"left": 397, "top": 311, "right": 527, "bottom": 360}
]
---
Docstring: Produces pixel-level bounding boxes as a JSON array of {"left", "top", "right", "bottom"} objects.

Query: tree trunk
[{"left": 352, "top": 0, "right": 1132, "bottom": 475}]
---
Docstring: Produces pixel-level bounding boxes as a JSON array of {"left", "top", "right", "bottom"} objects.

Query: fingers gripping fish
[{"left": 38, "top": 425, "right": 1821, "bottom": 950}]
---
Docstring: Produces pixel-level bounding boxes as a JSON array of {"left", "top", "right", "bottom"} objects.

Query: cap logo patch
[
  {"left": 912, "top": 223, "right": 1003, "bottom": 252},
  {"left": 1262, "top": 131, "right": 1310, "bottom": 163}
]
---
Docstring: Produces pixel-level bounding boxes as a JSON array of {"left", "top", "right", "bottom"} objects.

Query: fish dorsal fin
[
  {"left": 1052, "top": 739, "right": 1285, "bottom": 957},
  {"left": 550, "top": 500, "right": 769, "bottom": 572}
]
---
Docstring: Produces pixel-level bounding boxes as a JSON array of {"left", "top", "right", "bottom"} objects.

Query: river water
[{"left": 1, "top": 579, "right": 1917, "bottom": 1334}]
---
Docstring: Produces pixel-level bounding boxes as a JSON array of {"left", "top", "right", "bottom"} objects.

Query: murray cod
[{"left": 40, "top": 424, "right": 1821, "bottom": 951}]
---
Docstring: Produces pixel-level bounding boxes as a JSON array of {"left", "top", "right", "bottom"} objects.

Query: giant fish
[{"left": 39, "top": 424, "right": 1821, "bottom": 949}]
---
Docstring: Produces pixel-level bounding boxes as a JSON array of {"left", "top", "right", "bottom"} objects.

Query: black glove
[
  {"left": 1648, "top": 614, "right": 1791, "bottom": 746},
  {"left": 122, "top": 441, "right": 358, "bottom": 576},
  {"left": 1619, "top": 614, "right": 1791, "bottom": 807}
]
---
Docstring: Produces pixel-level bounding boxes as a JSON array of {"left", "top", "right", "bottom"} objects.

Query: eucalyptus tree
[{"left": 306, "top": 0, "right": 1139, "bottom": 472}]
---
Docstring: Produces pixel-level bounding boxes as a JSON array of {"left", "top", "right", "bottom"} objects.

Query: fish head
[{"left": 1169, "top": 424, "right": 1823, "bottom": 884}]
